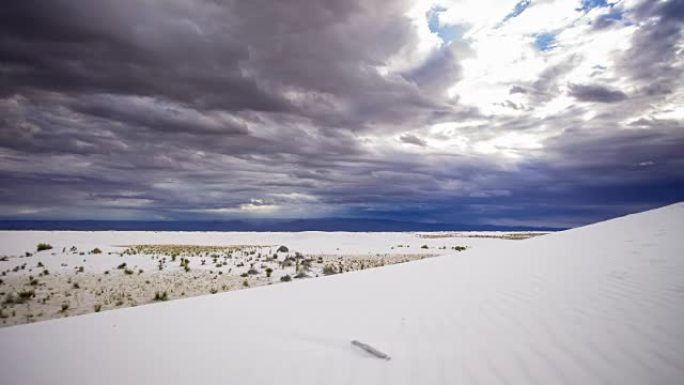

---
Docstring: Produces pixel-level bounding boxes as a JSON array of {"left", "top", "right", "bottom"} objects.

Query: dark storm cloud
[
  {"left": 568, "top": 83, "right": 628, "bottom": 103},
  {"left": 620, "top": 0, "right": 684, "bottom": 95},
  {"left": 0, "top": 0, "right": 682, "bottom": 228},
  {"left": 398, "top": 134, "right": 427, "bottom": 147}
]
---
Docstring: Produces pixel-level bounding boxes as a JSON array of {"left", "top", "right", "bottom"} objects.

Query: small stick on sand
[{"left": 351, "top": 340, "right": 391, "bottom": 360}]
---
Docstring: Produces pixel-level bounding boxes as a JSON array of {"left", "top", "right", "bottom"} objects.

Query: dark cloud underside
[{"left": 0, "top": 0, "right": 682, "bottom": 228}]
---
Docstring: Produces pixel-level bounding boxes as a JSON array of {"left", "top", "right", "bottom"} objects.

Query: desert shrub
[
  {"left": 72, "top": 282, "right": 80, "bottom": 289},
  {"left": 19, "top": 290, "right": 35, "bottom": 300},
  {"left": 124, "top": 268, "right": 134, "bottom": 275},
  {"left": 29, "top": 278, "right": 39, "bottom": 286},
  {"left": 265, "top": 268, "right": 273, "bottom": 278},
  {"left": 138, "top": 269, "right": 143, "bottom": 275},
  {"left": 240, "top": 272, "right": 249, "bottom": 277},
  {"left": 37, "top": 261, "right": 44, "bottom": 268},
  {"left": 281, "top": 260, "right": 293, "bottom": 268},
  {"left": 42, "top": 269, "right": 49, "bottom": 276},
  {"left": 280, "top": 275, "right": 292, "bottom": 282},
  {"left": 294, "top": 271, "right": 309, "bottom": 279},
  {"left": 36, "top": 243, "right": 52, "bottom": 252},
  {"left": 242, "top": 280, "right": 249, "bottom": 287},
  {"left": 322, "top": 264, "right": 337, "bottom": 275},
  {"left": 94, "top": 304, "right": 102, "bottom": 312},
  {"left": 91, "top": 248, "right": 102, "bottom": 254},
  {"left": 421, "top": 245, "right": 429, "bottom": 249},
  {"left": 153, "top": 291, "right": 168, "bottom": 301},
  {"left": 117, "top": 262, "right": 127, "bottom": 270},
  {"left": 277, "top": 245, "right": 289, "bottom": 253},
  {"left": 184, "top": 265, "right": 190, "bottom": 273},
  {"left": 452, "top": 246, "right": 467, "bottom": 251},
  {"left": 210, "top": 288, "right": 218, "bottom": 294},
  {"left": 61, "top": 303, "right": 69, "bottom": 312},
  {"left": 247, "top": 268, "right": 259, "bottom": 275},
  {"left": 77, "top": 266, "right": 84, "bottom": 273}
]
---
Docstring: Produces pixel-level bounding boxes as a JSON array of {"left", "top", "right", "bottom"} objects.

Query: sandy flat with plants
[{"left": 0, "top": 231, "right": 528, "bottom": 326}]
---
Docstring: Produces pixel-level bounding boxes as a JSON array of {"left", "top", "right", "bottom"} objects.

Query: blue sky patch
[
  {"left": 534, "top": 33, "right": 557, "bottom": 51},
  {"left": 578, "top": 0, "right": 610, "bottom": 12},
  {"left": 503, "top": 0, "right": 532, "bottom": 23},
  {"left": 599, "top": 9, "right": 623, "bottom": 22},
  {"left": 427, "top": 6, "right": 462, "bottom": 44}
]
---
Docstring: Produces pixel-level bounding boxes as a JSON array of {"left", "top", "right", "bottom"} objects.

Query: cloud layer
[{"left": 1, "top": 0, "right": 683, "bottom": 228}]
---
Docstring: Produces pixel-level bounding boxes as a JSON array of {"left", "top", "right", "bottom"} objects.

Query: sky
[{"left": 0, "top": 0, "right": 683, "bottom": 229}]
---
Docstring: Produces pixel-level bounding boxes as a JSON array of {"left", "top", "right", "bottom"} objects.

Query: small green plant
[
  {"left": 94, "top": 304, "right": 102, "bottom": 312},
  {"left": 242, "top": 280, "right": 249, "bottom": 287},
  {"left": 36, "top": 243, "right": 52, "bottom": 252}
]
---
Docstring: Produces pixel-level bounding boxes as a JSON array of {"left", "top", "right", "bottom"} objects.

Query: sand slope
[{"left": 1, "top": 203, "right": 683, "bottom": 384}]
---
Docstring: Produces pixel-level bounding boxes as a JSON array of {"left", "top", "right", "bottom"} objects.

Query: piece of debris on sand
[{"left": 351, "top": 340, "right": 391, "bottom": 360}]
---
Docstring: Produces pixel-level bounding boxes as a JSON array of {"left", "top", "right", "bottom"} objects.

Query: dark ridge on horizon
[{"left": 0, "top": 219, "right": 564, "bottom": 232}]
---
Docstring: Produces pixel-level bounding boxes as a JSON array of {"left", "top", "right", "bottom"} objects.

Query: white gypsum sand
[{"left": 0, "top": 203, "right": 682, "bottom": 384}]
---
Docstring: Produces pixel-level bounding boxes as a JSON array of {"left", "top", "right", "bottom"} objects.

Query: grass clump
[{"left": 36, "top": 243, "right": 53, "bottom": 252}]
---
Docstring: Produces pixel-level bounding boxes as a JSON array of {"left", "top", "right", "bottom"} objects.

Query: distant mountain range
[{"left": 0, "top": 218, "right": 563, "bottom": 232}]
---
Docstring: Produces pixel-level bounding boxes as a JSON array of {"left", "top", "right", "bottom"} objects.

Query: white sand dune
[{"left": 1, "top": 203, "right": 683, "bottom": 384}]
